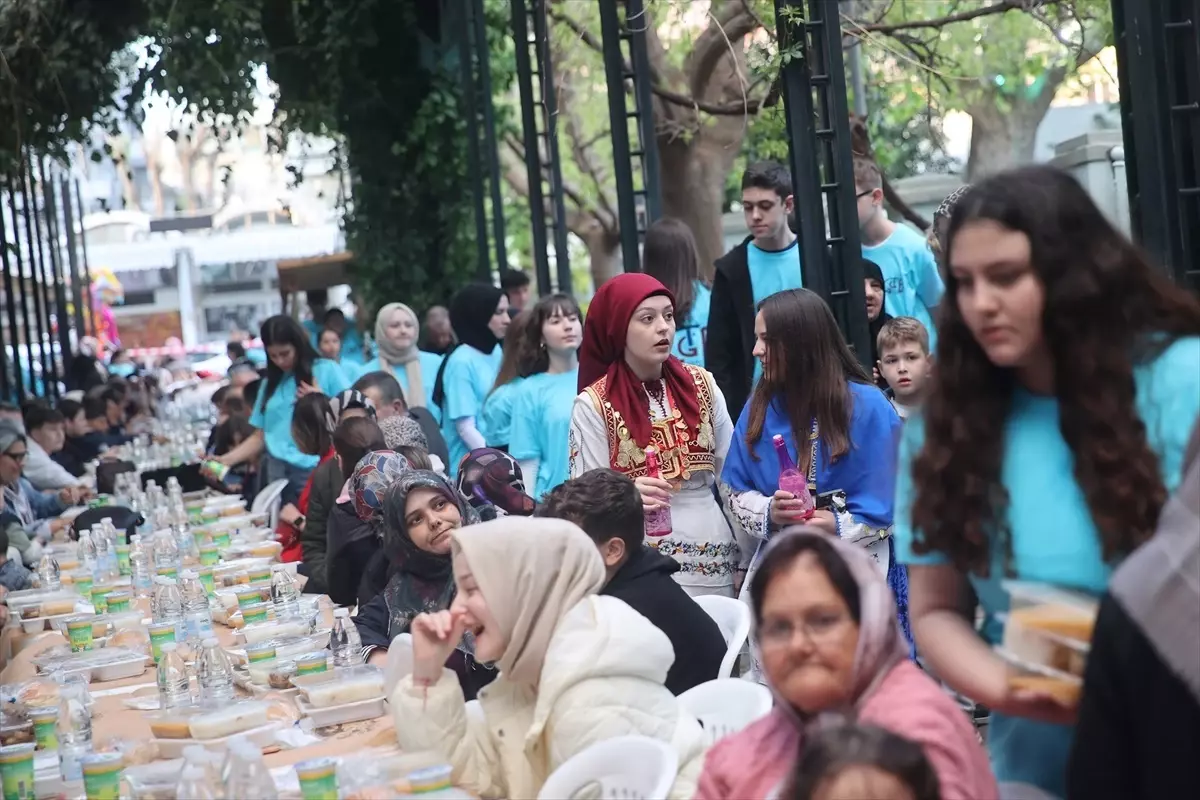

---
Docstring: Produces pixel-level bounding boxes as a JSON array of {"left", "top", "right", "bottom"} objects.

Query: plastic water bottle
[
  {"left": 642, "top": 447, "right": 673, "bottom": 537},
  {"left": 196, "top": 637, "right": 235, "bottom": 707},
  {"left": 100, "top": 518, "right": 121, "bottom": 578},
  {"left": 129, "top": 534, "right": 154, "bottom": 597},
  {"left": 176, "top": 522, "right": 200, "bottom": 567},
  {"left": 175, "top": 746, "right": 221, "bottom": 799},
  {"left": 77, "top": 530, "right": 97, "bottom": 578},
  {"left": 224, "top": 737, "right": 278, "bottom": 798},
  {"left": 330, "top": 608, "right": 364, "bottom": 667},
  {"left": 180, "top": 570, "right": 214, "bottom": 644},
  {"left": 156, "top": 642, "right": 191, "bottom": 710},
  {"left": 152, "top": 577, "right": 184, "bottom": 639},
  {"left": 153, "top": 527, "right": 180, "bottom": 574},
  {"left": 36, "top": 552, "right": 61, "bottom": 590},
  {"left": 269, "top": 566, "right": 301, "bottom": 620},
  {"left": 55, "top": 680, "right": 92, "bottom": 784}
]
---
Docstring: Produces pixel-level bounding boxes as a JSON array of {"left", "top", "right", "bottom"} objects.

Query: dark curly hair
[
  {"left": 910, "top": 165, "right": 1200, "bottom": 574},
  {"left": 504, "top": 293, "right": 582, "bottom": 384}
]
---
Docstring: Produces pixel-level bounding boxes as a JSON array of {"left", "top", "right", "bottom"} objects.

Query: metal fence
[{"left": 0, "top": 152, "right": 93, "bottom": 401}]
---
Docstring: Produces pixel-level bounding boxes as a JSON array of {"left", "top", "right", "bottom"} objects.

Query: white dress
[{"left": 568, "top": 365, "right": 748, "bottom": 597}]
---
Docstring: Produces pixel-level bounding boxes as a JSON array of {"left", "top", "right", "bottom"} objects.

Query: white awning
[
  {"left": 190, "top": 224, "right": 345, "bottom": 267},
  {"left": 86, "top": 239, "right": 180, "bottom": 273}
]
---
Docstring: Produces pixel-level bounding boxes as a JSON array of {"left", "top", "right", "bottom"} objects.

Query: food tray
[
  {"left": 150, "top": 721, "right": 281, "bottom": 759},
  {"left": 32, "top": 647, "right": 149, "bottom": 682},
  {"left": 296, "top": 694, "right": 386, "bottom": 728},
  {"left": 4, "top": 588, "right": 83, "bottom": 611},
  {"left": 227, "top": 631, "right": 332, "bottom": 666},
  {"left": 290, "top": 665, "right": 385, "bottom": 708},
  {"left": 235, "top": 618, "right": 316, "bottom": 646},
  {"left": 232, "top": 666, "right": 299, "bottom": 698}
]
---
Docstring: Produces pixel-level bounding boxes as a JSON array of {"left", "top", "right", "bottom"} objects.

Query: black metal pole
[
  {"left": 22, "top": 150, "right": 55, "bottom": 396},
  {"left": 41, "top": 159, "right": 72, "bottom": 397},
  {"left": 8, "top": 167, "right": 38, "bottom": 397},
  {"left": 530, "top": 0, "right": 571, "bottom": 292},
  {"left": 458, "top": 0, "right": 493, "bottom": 282},
  {"left": 598, "top": 0, "right": 642, "bottom": 274},
  {"left": 0, "top": 178, "right": 21, "bottom": 399},
  {"left": 511, "top": 0, "right": 553, "bottom": 294},
  {"left": 625, "top": 0, "right": 662, "bottom": 224},
  {"left": 61, "top": 177, "right": 86, "bottom": 340},
  {"left": 75, "top": 179, "right": 94, "bottom": 336},
  {"left": 473, "top": 0, "right": 509, "bottom": 277}
]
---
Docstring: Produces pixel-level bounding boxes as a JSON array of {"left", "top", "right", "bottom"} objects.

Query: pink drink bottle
[
  {"left": 643, "top": 447, "right": 673, "bottom": 537},
  {"left": 773, "top": 434, "right": 814, "bottom": 513}
]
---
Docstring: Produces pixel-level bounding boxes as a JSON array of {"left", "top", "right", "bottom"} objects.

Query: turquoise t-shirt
[
  {"left": 249, "top": 358, "right": 350, "bottom": 469},
  {"left": 357, "top": 351, "right": 446, "bottom": 422},
  {"left": 440, "top": 345, "right": 504, "bottom": 477},
  {"left": 509, "top": 369, "right": 579, "bottom": 499},
  {"left": 862, "top": 224, "right": 944, "bottom": 350},
  {"left": 673, "top": 281, "right": 711, "bottom": 368},
  {"left": 748, "top": 240, "right": 803, "bottom": 382},
  {"left": 893, "top": 336, "right": 1200, "bottom": 796},
  {"left": 481, "top": 378, "right": 525, "bottom": 448}
]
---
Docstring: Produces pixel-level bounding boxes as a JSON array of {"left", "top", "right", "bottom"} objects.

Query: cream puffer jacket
[{"left": 389, "top": 594, "right": 709, "bottom": 799}]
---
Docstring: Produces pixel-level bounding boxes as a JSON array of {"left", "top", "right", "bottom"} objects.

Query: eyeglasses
[
  {"left": 3, "top": 450, "right": 27, "bottom": 463},
  {"left": 758, "top": 611, "right": 851, "bottom": 649},
  {"left": 855, "top": 189, "right": 874, "bottom": 199}
]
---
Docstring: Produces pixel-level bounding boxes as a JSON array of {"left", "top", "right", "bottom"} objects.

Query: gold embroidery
[{"left": 583, "top": 365, "right": 718, "bottom": 481}]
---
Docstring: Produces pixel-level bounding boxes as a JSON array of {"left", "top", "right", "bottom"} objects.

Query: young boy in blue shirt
[
  {"left": 855, "top": 157, "right": 944, "bottom": 350},
  {"left": 876, "top": 317, "right": 934, "bottom": 421}
]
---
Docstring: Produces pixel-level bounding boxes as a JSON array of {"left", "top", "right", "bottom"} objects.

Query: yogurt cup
[
  {"left": 199, "top": 545, "right": 220, "bottom": 566},
  {"left": 295, "top": 756, "right": 338, "bottom": 800},
  {"left": 247, "top": 567, "right": 272, "bottom": 584},
  {"left": 155, "top": 566, "right": 178, "bottom": 581},
  {"left": 28, "top": 709, "right": 57, "bottom": 752},
  {"left": 65, "top": 617, "right": 94, "bottom": 653},
  {"left": 245, "top": 643, "right": 277, "bottom": 664},
  {"left": 211, "top": 531, "right": 232, "bottom": 549},
  {"left": 295, "top": 652, "right": 329, "bottom": 677},
  {"left": 81, "top": 751, "right": 123, "bottom": 800},
  {"left": 90, "top": 585, "right": 113, "bottom": 614},
  {"left": 235, "top": 587, "right": 263, "bottom": 610},
  {"left": 114, "top": 545, "right": 131, "bottom": 576},
  {"left": 0, "top": 742, "right": 36, "bottom": 800},
  {"left": 147, "top": 622, "right": 177, "bottom": 663},
  {"left": 71, "top": 573, "right": 93, "bottom": 597},
  {"left": 103, "top": 590, "right": 132, "bottom": 614},
  {"left": 241, "top": 603, "right": 270, "bottom": 626},
  {"left": 197, "top": 567, "right": 215, "bottom": 595}
]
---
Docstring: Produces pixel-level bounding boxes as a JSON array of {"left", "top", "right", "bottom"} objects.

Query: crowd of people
[{"left": 2, "top": 158, "right": 1197, "bottom": 799}]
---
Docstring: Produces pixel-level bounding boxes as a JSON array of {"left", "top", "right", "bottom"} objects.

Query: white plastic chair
[
  {"left": 251, "top": 479, "right": 289, "bottom": 529},
  {"left": 692, "top": 595, "right": 752, "bottom": 677},
  {"left": 678, "top": 678, "right": 774, "bottom": 745},
  {"left": 537, "top": 735, "right": 678, "bottom": 800}
]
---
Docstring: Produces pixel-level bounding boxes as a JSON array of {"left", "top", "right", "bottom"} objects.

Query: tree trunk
[
  {"left": 659, "top": 135, "right": 738, "bottom": 280},
  {"left": 578, "top": 223, "right": 621, "bottom": 289},
  {"left": 965, "top": 83, "right": 1060, "bottom": 181}
]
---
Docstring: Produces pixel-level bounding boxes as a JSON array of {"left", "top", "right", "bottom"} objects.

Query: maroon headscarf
[{"left": 577, "top": 273, "right": 703, "bottom": 450}]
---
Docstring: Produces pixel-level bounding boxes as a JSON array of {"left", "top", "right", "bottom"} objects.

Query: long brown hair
[
  {"left": 642, "top": 218, "right": 702, "bottom": 325},
  {"left": 911, "top": 165, "right": 1200, "bottom": 574},
  {"left": 488, "top": 310, "right": 533, "bottom": 396},
  {"left": 746, "top": 289, "right": 872, "bottom": 468},
  {"left": 514, "top": 293, "right": 582, "bottom": 378}
]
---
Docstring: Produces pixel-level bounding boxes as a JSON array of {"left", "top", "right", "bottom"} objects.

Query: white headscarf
[{"left": 374, "top": 303, "right": 425, "bottom": 408}]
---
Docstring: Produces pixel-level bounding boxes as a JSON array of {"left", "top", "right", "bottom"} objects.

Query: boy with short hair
[
  {"left": 709, "top": 160, "right": 801, "bottom": 419},
  {"left": 538, "top": 469, "right": 726, "bottom": 695},
  {"left": 876, "top": 317, "right": 934, "bottom": 420},
  {"left": 855, "top": 157, "right": 944, "bottom": 350}
]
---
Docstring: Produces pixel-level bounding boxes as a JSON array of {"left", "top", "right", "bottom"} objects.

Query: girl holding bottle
[
  {"left": 508, "top": 294, "right": 583, "bottom": 499},
  {"left": 569, "top": 273, "right": 742, "bottom": 597},
  {"left": 722, "top": 288, "right": 901, "bottom": 592}
]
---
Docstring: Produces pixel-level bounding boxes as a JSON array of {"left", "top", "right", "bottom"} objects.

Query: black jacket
[
  {"left": 301, "top": 458, "right": 343, "bottom": 593},
  {"left": 325, "top": 499, "right": 378, "bottom": 607},
  {"left": 707, "top": 237, "right": 759, "bottom": 421},
  {"left": 1067, "top": 592, "right": 1200, "bottom": 800},
  {"left": 602, "top": 545, "right": 727, "bottom": 696}
]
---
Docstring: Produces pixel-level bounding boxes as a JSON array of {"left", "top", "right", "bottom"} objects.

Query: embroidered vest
[{"left": 582, "top": 363, "right": 718, "bottom": 481}]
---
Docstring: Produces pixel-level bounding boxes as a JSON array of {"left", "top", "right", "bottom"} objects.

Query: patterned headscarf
[
  {"left": 379, "top": 414, "right": 429, "bottom": 451},
  {"left": 350, "top": 450, "right": 411, "bottom": 525},
  {"left": 325, "top": 389, "right": 376, "bottom": 432},
  {"left": 456, "top": 448, "right": 537, "bottom": 519},
  {"left": 928, "top": 183, "right": 972, "bottom": 259},
  {"left": 379, "top": 470, "right": 481, "bottom": 644}
]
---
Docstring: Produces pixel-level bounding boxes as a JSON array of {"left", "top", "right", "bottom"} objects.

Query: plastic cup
[
  {"left": 295, "top": 757, "right": 338, "bottom": 800},
  {"left": 241, "top": 603, "right": 270, "bottom": 625},
  {"left": 81, "top": 751, "right": 123, "bottom": 800},
  {"left": 155, "top": 566, "right": 178, "bottom": 581},
  {"left": 247, "top": 567, "right": 271, "bottom": 584},
  {"left": 90, "top": 584, "right": 113, "bottom": 614},
  {"left": 197, "top": 567, "right": 215, "bottom": 596},
  {"left": 147, "top": 622, "right": 177, "bottom": 663},
  {"left": 235, "top": 587, "right": 262, "bottom": 610},
  {"left": 65, "top": 617, "right": 94, "bottom": 653},
  {"left": 246, "top": 643, "right": 277, "bottom": 664},
  {"left": 114, "top": 545, "right": 131, "bottom": 576},
  {"left": 72, "top": 572, "right": 93, "bottom": 597},
  {"left": 28, "top": 709, "right": 57, "bottom": 752},
  {"left": 199, "top": 545, "right": 220, "bottom": 566},
  {"left": 295, "top": 652, "right": 328, "bottom": 677},
  {"left": 212, "top": 531, "right": 231, "bottom": 549},
  {"left": 104, "top": 591, "right": 131, "bottom": 614},
  {"left": 0, "top": 743, "right": 35, "bottom": 800}
]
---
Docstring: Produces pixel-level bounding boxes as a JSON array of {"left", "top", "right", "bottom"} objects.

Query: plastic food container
[
  {"left": 33, "top": 647, "right": 149, "bottom": 682},
  {"left": 291, "top": 665, "right": 385, "bottom": 708},
  {"left": 296, "top": 694, "right": 387, "bottom": 728},
  {"left": 151, "top": 721, "right": 281, "bottom": 760},
  {"left": 237, "top": 619, "right": 310, "bottom": 646},
  {"left": 268, "top": 661, "right": 298, "bottom": 690},
  {"left": 144, "top": 709, "right": 204, "bottom": 740},
  {"left": 187, "top": 701, "right": 270, "bottom": 740},
  {"left": 1000, "top": 581, "right": 1097, "bottom": 678}
]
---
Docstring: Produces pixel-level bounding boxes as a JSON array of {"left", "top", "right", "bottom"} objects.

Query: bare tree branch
[
  {"left": 500, "top": 132, "right": 615, "bottom": 236},
  {"left": 852, "top": 0, "right": 1070, "bottom": 35}
]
